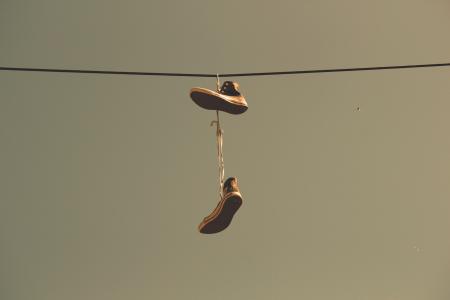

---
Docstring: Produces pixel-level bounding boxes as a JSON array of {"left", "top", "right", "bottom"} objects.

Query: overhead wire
[{"left": 0, "top": 62, "right": 450, "bottom": 78}]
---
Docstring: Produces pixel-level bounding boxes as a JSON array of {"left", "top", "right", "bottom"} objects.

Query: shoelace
[
  {"left": 211, "top": 110, "right": 224, "bottom": 200},
  {"left": 212, "top": 74, "right": 225, "bottom": 200}
]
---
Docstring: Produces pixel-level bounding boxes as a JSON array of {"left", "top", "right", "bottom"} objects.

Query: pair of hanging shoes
[
  {"left": 198, "top": 177, "right": 243, "bottom": 234},
  {"left": 191, "top": 81, "right": 246, "bottom": 234},
  {"left": 190, "top": 81, "right": 248, "bottom": 114}
]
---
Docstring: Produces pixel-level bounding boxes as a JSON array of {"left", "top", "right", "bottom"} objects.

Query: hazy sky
[{"left": 1, "top": 1, "right": 450, "bottom": 299}]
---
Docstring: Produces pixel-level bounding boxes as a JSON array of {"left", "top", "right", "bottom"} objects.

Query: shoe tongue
[
  {"left": 223, "top": 177, "right": 237, "bottom": 193},
  {"left": 220, "top": 81, "right": 241, "bottom": 96}
]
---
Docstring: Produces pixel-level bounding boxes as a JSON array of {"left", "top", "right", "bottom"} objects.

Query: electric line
[
  {"left": 1, "top": 62, "right": 450, "bottom": 78},
  {"left": 221, "top": 63, "right": 450, "bottom": 77},
  {"left": 0, "top": 67, "right": 214, "bottom": 77}
]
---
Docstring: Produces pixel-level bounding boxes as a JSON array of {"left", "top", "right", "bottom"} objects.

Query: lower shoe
[
  {"left": 190, "top": 81, "right": 248, "bottom": 114},
  {"left": 198, "top": 177, "right": 243, "bottom": 234}
]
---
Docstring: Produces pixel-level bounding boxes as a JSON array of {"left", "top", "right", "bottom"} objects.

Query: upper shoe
[
  {"left": 198, "top": 177, "right": 243, "bottom": 234},
  {"left": 190, "top": 81, "right": 248, "bottom": 114}
]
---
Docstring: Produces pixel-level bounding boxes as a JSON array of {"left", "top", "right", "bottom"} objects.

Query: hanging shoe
[
  {"left": 190, "top": 81, "right": 248, "bottom": 114},
  {"left": 198, "top": 177, "right": 243, "bottom": 234}
]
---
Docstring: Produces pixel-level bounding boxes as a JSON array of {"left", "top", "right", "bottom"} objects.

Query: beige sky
[{"left": 1, "top": 1, "right": 450, "bottom": 299}]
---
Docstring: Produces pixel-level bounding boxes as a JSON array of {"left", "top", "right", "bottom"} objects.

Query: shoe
[
  {"left": 198, "top": 177, "right": 243, "bottom": 234},
  {"left": 190, "top": 81, "right": 248, "bottom": 114}
]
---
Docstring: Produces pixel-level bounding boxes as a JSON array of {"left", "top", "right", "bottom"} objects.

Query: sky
[{"left": 1, "top": 1, "right": 450, "bottom": 299}]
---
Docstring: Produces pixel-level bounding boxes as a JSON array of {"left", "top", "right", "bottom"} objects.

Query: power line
[
  {"left": 1, "top": 62, "right": 450, "bottom": 78},
  {"left": 221, "top": 63, "right": 450, "bottom": 77},
  {"left": 0, "top": 67, "right": 213, "bottom": 77}
]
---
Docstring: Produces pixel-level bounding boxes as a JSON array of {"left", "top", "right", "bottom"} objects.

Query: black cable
[
  {"left": 1, "top": 62, "right": 450, "bottom": 78},
  {"left": 221, "top": 63, "right": 450, "bottom": 77},
  {"left": 0, "top": 67, "right": 215, "bottom": 77}
]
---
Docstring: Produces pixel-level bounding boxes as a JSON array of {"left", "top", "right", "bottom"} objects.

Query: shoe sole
[
  {"left": 190, "top": 89, "right": 248, "bottom": 115},
  {"left": 198, "top": 192, "right": 242, "bottom": 234}
]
